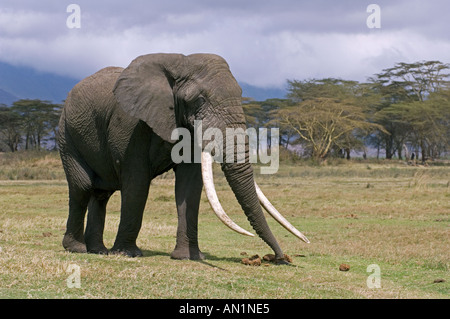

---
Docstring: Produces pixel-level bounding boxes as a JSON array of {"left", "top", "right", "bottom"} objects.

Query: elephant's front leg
[
  {"left": 171, "top": 163, "right": 204, "bottom": 260},
  {"left": 110, "top": 179, "right": 150, "bottom": 257}
]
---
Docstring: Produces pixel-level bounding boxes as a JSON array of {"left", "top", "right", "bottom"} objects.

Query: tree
[
  {"left": 243, "top": 98, "right": 298, "bottom": 149},
  {"left": 379, "top": 61, "right": 450, "bottom": 102},
  {"left": 369, "top": 61, "right": 450, "bottom": 160},
  {"left": 0, "top": 105, "right": 22, "bottom": 152},
  {"left": 277, "top": 97, "right": 381, "bottom": 159},
  {"left": 0, "top": 99, "right": 62, "bottom": 151},
  {"left": 279, "top": 78, "right": 384, "bottom": 159},
  {"left": 382, "top": 91, "right": 450, "bottom": 161}
]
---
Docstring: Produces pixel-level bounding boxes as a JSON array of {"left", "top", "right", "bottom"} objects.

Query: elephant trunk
[
  {"left": 201, "top": 151, "right": 286, "bottom": 258},
  {"left": 200, "top": 108, "right": 309, "bottom": 259},
  {"left": 220, "top": 159, "right": 286, "bottom": 258},
  {"left": 201, "top": 151, "right": 310, "bottom": 245}
]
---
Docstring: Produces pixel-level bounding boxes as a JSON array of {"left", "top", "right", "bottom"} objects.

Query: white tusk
[
  {"left": 255, "top": 182, "right": 310, "bottom": 243},
  {"left": 201, "top": 152, "right": 254, "bottom": 237}
]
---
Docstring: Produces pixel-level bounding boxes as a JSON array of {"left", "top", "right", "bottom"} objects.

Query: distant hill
[
  {"left": 0, "top": 62, "right": 286, "bottom": 105},
  {"left": 239, "top": 82, "right": 287, "bottom": 101},
  {"left": 0, "top": 88, "right": 19, "bottom": 106},
  {"left": 0, "top": 62, "right": 79, "bottom": 105}
]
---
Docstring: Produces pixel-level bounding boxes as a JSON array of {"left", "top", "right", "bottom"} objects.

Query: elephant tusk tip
[
  {"left": 299, "top": 233, "right": 310, "bottom": 244},
  {"left": 255, "top": 182, "right": 311, "bottom": 244},
  {"left": 296, "top": 233, "right": 310, "bottom": 244}
]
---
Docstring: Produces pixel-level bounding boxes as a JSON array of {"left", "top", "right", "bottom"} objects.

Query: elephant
[{"left": 58, "top": 53, "right": 309, "bottom": 264}]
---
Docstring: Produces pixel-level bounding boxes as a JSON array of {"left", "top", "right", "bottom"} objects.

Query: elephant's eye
[{"left": 194, "top": 96, "right": 206, "bottom": 108}]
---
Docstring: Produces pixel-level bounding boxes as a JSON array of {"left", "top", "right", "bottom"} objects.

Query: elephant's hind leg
[
  {"left": 61, "top": 148, "right": 95, "bottom": 254},
  {"left": 63, "top": 188, "right": 90, "bottom": 253},
  {"left": 84, "top": 190, "right": 113, "bottom": 254}
]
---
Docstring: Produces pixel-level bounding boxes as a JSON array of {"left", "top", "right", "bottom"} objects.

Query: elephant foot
[
  {"left": 86, "top": 244, "right": 109, "bottom": 255},
  {"left": 110, "top": 243, "right": 143, "bottom": 257},
  {"left": 62, "top": 233, "right": 87, "bottom": 253},
  {"left": 85, "top": 236, "right": 109, "bottom": 255},
  {"left": 275, "top": 258, "right": 290, "bottom": 265},
  {"left": 274, "top": 253, "right": 292, "bottom": 265},
  {"left": 170, "top": 245, "right": 205, "bottom": 260}
]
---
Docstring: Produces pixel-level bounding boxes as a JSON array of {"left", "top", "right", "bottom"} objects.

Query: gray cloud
[{"left": 0, "top": 0, "right": 449, "bottom": 87}]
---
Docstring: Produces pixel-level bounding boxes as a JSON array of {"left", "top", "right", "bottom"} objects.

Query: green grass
[{"left": 0, "top": 152, "right": 448, "bottom": 298}]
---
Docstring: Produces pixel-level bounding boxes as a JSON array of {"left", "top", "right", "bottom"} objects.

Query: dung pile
[{"left": 241, "top": 252, "right": 293, "bottom": 266}]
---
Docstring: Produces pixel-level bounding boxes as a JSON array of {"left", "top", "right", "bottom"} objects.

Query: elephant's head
[{"left": 113, "top": 53, "right": 309, "bottom": 261}]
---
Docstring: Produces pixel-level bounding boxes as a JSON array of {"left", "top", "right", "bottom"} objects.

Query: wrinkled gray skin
[{"left": 58, "top": 53, "right": 287, "bottom": 263}]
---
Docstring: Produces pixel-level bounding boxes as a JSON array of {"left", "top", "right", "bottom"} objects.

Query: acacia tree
[
  {"left": 277, "top": 97, "right": 382, "bottom": 159},
  {"left": 370, "top": 60, "right": 450, "bottom": 160},
  {"left": 243, "top": 98, "right": 299, "bottom": 149},
  {"left": 382, "top": 91, "right": 450, "bottom": 160},
  {"left": 0, "top": 105, "right": 22, "bottom": 152},
  {"left": 13, "top": 99, "right": 62, "bottom": 150},
  {"left": 380, "top": 61, "right": 449, "bottom": 101},
  {"left": 0, "top": 99, "right": 62, "bottom": 151},
  {"left": 278, "top": 79, "right": 384, "bottom": 159}
]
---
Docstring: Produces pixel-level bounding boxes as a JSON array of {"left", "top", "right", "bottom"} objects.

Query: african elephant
[{"left": 58, "top": 53, "right": 309, "bottom": 264}]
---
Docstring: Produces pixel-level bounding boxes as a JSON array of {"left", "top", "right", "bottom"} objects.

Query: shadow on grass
[
  {"left": 141, "top": 250, "right": 299, "bottom": 269},
  {"left": 141, "top": 250, "right": 237, "bottom": 271}
]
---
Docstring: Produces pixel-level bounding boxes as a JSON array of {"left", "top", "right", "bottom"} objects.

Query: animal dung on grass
[
  {"left": 241, "top": 254, "right": 261, "bottom": 266},
  {"left": 433, "top": 278, "right": 445, "bottom": 283},
  {"left": 262, "top": 253, "right": 293, "bottom": 263},
  {"left": 241, "top": 253, "right": 293, "bottom": 266},
  {"left": 339, "top": 263, "right": 350, "bottom": 271},
  {"left": 263, "top": 254, "right": 275, "bottom": 262}
]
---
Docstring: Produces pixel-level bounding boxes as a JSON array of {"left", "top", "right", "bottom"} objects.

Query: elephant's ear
[{"left": 113, "top": 53, "right": 185, "bottom": 143}]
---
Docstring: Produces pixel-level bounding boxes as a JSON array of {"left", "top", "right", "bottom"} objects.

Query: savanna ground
[{"left": 0, "top": 151, "right": 448, "bottom": 299}]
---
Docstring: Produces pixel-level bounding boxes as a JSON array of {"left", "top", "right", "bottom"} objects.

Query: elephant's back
[
  {"left": 64, "top": 67, "right": 124, "bottom": 126},
  {"left": 62, "top": 67, "right": 123, "bottom": 143}
]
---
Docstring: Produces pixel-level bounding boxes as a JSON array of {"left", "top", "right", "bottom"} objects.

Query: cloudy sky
[{"left": 1, "top": 0, "right": 449, "bottom": 88}]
